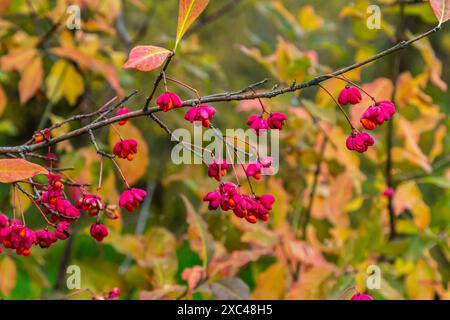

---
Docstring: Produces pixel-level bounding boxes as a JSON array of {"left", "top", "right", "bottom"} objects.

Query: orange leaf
[
  {"left": 19, "top": 54, "right": 43, "bottom": 104},
  {"left": 430, "top": 0, "right": 450, "bottom": 24},
  {"left": 0, "top": 159, "right": 48, "bottom": 183},
  {"left": 0, "top": 256, "right": 16, "bottom": 296},
  {"left": 0, "top": 84, "right": 6, "bottom": 116},
  {"left": 122, "top": 45, "right": 171, "bottom": 72},
  {"left": 175, "top": 0, "right": 210, "bottom": 50}
]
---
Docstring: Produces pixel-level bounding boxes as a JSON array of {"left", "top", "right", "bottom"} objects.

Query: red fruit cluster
[
  {"left": 337, "top": 86, "right": 396, "bottom": 154},
  {"left": 157, "top": 92, "right": 183, "bottom": 112},
  {"left": 119, "top": 188, "right": 147, "bottom": 212},
  {"left": 360, "top": 100, "right": 396, "bottom": 130},
  {"left": 346, "top": 132, "right": 374, "bottom": 153},
  {"left": 90, "top": 223, "right": 109, "bottom": 242},
  {"left": 246, "top": 157, "right": 273, "bottom": 180},
  {"left": 247, "top": 112, "right": 287, "bottom": 135},
  {"left": 113, "top": 139, "right": 138, "bottom": 161},
  {"left": 184, "top": 105, "right": 216, "bottom": 127},
  {"left": 76, "top": 194, "right": 104, "bottom": 217},
  {"left": 0, "top": 214, "right": 69, "bottom": 256},
  {"left": 39, "top": 173, "right": 80, "bottom": 222},
  {"left": 203, "top": 182, "right": 275, "bottom": 224},
  {"left": 207, "top": 159, "right": 230, "bottom": 181},
  {"left": 338, "top": 85, "right": 362, "bottom": 105},
  {"left": 33, "top": 128, "right": 51, "bottom": 144}
]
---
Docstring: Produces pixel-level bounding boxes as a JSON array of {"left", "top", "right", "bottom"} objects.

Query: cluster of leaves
[{"left": 0, "top": 0, "right": 449, "bottom": 300}]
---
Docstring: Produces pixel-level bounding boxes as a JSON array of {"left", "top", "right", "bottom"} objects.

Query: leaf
[
  {"left": 411, "top": 34, "right": 447, "bottom": 91},
  {"left": 19, "top": 54, "right": 43, "bottom": 104},
  {"left": 10, "top": 182, "right": 32, "bottom": 212},
  {"left": 0, "top": 256, "right": 17, "bottom": 296},
  {"left": 181, "top": 265, "right": 204, "bottom": 291},
  {"left": 393, "top": 181, "right": 431, "bottom": 230},
  {"left": 429, "top": 125, "right": 446, "bottom": 162},
  {"left": 287, "top": 266, "right": 332, "bottom": 299},
  {"left": 0, "top": 48, "right": 37, "bottom": 73},
  {"left": 108, "top": 122, "right": 149, "bottom": 185},
  {"left": 298, "top": 5, "right": 323, "bottom": 31},
  {"left": 51, "top": 47, "right": 123, "bottom": 96},
  {"left": 397, "top": 116, "right": 432, "bottom": 173},
  {"left": 429, "top": 0, "right": 450, "bottom": 24},
  {"left": 405, "top": 260, "right": 435, "bottom": 299},
  {"left": 122, "top": 45, "right": 171, "bottom": 72},
  {"left": 418, "top": 176, "right": 450, "bottom": 189},
  {"left": 45, "top": 60, "right": 84, "bottom": 106},
  {"left": 0, "top": 159, "right": 48, "bottom": 183},
  {"left": 180, "top": 194, "right": 215, "bottom": 271},
  {"left": 209, "top": 249, "right": 270, "bottom": 278},
  {"left": 251, "top": 263, "right": 287, "bottom": 299},
  {"left": 0, "top": 84, "right": 6, "bottom": 116},
  {"left": 175, "top": 0, "right": 210, "bottom": 50},
  {"left": 206, "top": 278, "right": 250, "bottom": 300}
]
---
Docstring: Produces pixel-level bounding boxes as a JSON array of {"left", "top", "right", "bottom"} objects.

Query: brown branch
[{"left": 0, "top": 24, "right": 444, "bottom": 155}]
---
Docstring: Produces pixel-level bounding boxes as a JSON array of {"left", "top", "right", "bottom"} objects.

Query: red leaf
[
  {"left": 122, "top": 46, "right": 171, "bottom": 72},
  {"left": 0, "top": 159, "right": 48, "bottom": 183},
  {"left": 430, "top": 0, "right": 450, "bottom": 24}
]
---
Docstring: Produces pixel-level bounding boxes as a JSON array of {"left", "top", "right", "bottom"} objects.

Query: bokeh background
[{"left": 0, "top": 0, "right": 449, "bottom": 300}]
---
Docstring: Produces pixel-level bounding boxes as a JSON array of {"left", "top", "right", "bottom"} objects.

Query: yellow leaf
[
  {"left": 411, "top": 34, "right": 447, "bottom": 91},
  {"left": 108, "top": 122, "right": 149, "bottom": 185},
  {"left": 45, "top": 60, "right": 84, "bottom": 106},
  {"left": 10, "top": 182, "right": 32, "bottom": 213},
  {"left": 397, "top": 116, "right": 432, "bottom": 173},
  {"left": 252, "top": 263, "right": 287, "bottom": 299},
  {"left": 0, "top": 256, "right": 17, "bottom": 296},
  {"left": 298, "top": 5, "right": 323, "bottom": 31},
  {"left": 405, "top": 260, "right": 435, "bottom": 299},
  {"left": 429, "top": 125, "right": 446, "bottom": 162},
  {"left": 412, "top": 202, "right": 431, "bottom": 230},
  {"left": 393, "top": 181, "right": 430, "bottom": 229}
]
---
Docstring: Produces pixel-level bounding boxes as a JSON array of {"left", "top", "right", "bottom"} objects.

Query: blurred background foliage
[{"left": 0, "top": 0, "right": 449, "bottom": 300}]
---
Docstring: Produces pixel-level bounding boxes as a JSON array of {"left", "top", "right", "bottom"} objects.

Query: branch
[{"left": 0, "top": 24, "right": 444, "bottom": 155}]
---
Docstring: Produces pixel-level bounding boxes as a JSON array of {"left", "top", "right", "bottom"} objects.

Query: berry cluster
[
  {"left": 0, "top": 214, "right": 69, "bottom": 256},
  {"left": 337, "top": 85, "right": 396, "bottom": 153},
  {"left": 247, "top": 112, "right": 287, "bottom": 135},
  {"left": 204, "top": 182, "right": 275, "bottom": 224},
  {"left": 39, "top": 173, "right": 80, "bottom": 222}
]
